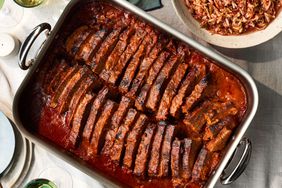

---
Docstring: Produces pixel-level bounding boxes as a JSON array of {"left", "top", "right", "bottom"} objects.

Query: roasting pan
[{"left": 12, "top": 0, "right": 259, "bottom": 187}]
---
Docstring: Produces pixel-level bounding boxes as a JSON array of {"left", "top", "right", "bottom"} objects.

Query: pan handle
[
  {"left": 220, "top": 137, "right": 252, "bottom": 185},
  {"left": 18, "top": 23, "right": 51, "bottom": 70}
]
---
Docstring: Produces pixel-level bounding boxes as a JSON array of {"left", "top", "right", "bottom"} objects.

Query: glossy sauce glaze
[{"left": 26, "top": 1, "right": 247, "bottom": 187}]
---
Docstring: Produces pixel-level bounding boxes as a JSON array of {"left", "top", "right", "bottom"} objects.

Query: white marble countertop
[{"left": 0, "top": 0, "right": 282, "bottom": 188}]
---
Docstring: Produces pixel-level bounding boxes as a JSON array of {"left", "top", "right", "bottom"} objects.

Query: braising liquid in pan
[{"left": 28, "top": 2, "right": 247, "bottom": 188}]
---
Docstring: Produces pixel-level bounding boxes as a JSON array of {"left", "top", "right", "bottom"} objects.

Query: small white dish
[
  {"left": 172, "top": 0, "right": 282, "bottom": 48},
  {"left": 0, "top": 33, "right": 20, "bottom": 58}
]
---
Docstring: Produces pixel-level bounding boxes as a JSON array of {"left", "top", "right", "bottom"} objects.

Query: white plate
[
  {"left": 0, "top": 118, "right": 33, "bottom": 187},
  {"left": 172, "top": 0, "right": 282, "bottom": 48},
  {"left": 0, "top": 112, "right": 15, "bottom": 175}
]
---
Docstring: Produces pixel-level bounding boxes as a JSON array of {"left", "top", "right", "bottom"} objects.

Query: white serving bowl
[{"left": 172, "top": 0, "right": 282, "bottom": 48}]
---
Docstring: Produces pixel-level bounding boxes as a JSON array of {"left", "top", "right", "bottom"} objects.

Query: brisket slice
[
  {"left": 89, "top": 100, "right": 117, "bottom": 155},
  {"left": 63, "top": 75, "right": 96, "bottom": 126},
  {"left": 146, "top": 52, "right": 183, "bottom": 112},
  {"left": 45, "top": 59, "right": 69, "bottom": 94},
  {"left": 148, "top": 123, "right": 166, "bottom": 176},
  {"left": 203, "top": 115, "right": 236, "bottom": 141},
  {"left": 75, "top": 29, "right": 108, "bottom": 63},
  {"left": 118, "top": 43, "right": 146, "bottom": 93},
  {"left": 134, "top": 123, "right": 156, "bottom": 177},
  {"left": 91, "top": 28, "right": 124, "bottom": 74},
  {"left": 207, "top": 102, "right": 239, "bottom": 126},
  {"left": 127, "top": 36, "right": 168, "bottom": 98},
  {"left": 144, "top": 50, "right": 171, "bottom": 86},
  {"left": 171, "top": 138, "right": 183, "bottom": 188},
  {"left": 110, "top": 108, "right": 138, "bottom": 163},
  {"left": 156, "top": 62, "right": 189, "bottom": 120},
  {"left": 99, "top": 28, "right": 135, "bottom": 81},
  {"left": 48, "top": 60, "right": 70, "bottom": 94},
  {"left": 170, "top": 64, "right": 206, "bottom": 118},
  {"left": 206, "top": 127, "right": 232, "bottom": 152},
  {"left": 165, "top": 39, "right": 178, "bottom": 54},
  {"left": 55, "top": 66, "right": 89, "bottom": 112},
  {"left": 82, "top": 87, "right": 109, "bottom": 146},
  {"left": 181, "top": 138, "right": 202, "bottom": 180},
  {"left": 183, "top": 101, "right": 213, "bottom": 133},
  {"left": 135, "top": 51, "right": 171, "bottom": 111},
  {"left": 123, "top": 114, "right": 147, "bottom": 169},
  {"left": 158, "top": 124, "right": 175, "bottom": 177},
  {"left": 118, "top": 28, "right": 157, "bottom": 93},
  {"left": 134, "top": 84, "right": 150, "bottom": 111},
  {"left": 182, "top": 74, "right": 210, "bottom": 114},
  {"left": 102, "top": 96, "right": 132, "bottom": 156},
  {"left": 171, "top": 138, "right": 181, "bottom": 178},
  {"left": 107, "top": 28, "right": 147, "bottom": 85},
  {"left": 66, "top": 26, "right": 91, "bottom": 56},
  {"left": 192, "top": 148, "right": 220, "bottom": 182},
  {"left": 50, "top": 65, "right": 80, "bottom": 108},
  {"left": 68, "top": 93, "right": 95, "bottom": 149}
]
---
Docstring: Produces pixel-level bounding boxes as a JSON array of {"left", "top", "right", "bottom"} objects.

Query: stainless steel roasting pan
[{"left": 12, "top": 0, "right": 259, "bottom": 187}]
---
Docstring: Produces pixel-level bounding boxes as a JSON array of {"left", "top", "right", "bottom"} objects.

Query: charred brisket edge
[
  {"left": 50, "top": 65, "right": 80, "bottom": 108},
  {"left": 148, "top": 123, "right": 166, "bottom": 176},
  {"left": 91, "top": 27, "right": 126, "bottom": 74},
  {"left": 126, "top": 36, "right": 169, "bottom": 98},
  {"left": 65, "top": 26, "right": 90, "bottom": 56},
  {"left": 87, "top": 29, "right": 110, "bottom": 63},
  {"left": 171, "top": 138, "right": 181, "bottom": 178},
  {"left": 169, "top": 65, "right": 202, "bottom": 118},
  {"left": 118, "top": 31, "right": 151, "bottom": 93},
  {"left": 156, "top": 62, "right": 189, "bottom": 120},
  {"left": 133, "top": 123, "right": 157, "bottom": 177},
  {"left": 182, "top": 73, "right": 210, "bottom": 114},
  {"left": 112, "top": 28, "right": 147, "bottom": 87},
  {"left": 75, "top": 29, "right": 97, "bottom": 60},
  {"left": 123, "top": 114, "right": 147, "bottom": 170},
  {"left": 58, "top": 74, "right": 89, "bottom": 115},
  {"left": 99, "top": 27, "right": 135, "bottom": 81},
  {"left": 56, "top": 67, "right": 89, "bottom": 113},
  {"left": 82, "top": 87, "right": 109, "bottom": 147},
  {"left": 181, "top": 138, "right": 192, "bottom": 180},
  {"left": 191, "top": 148, "right": 220, "bottom": 182},
  {"left": 134, "top": 50, "right": 171, "bottom": 111},
  {"left": 76, "top": 29, "right": 109, "bottom": 63},
  {"left": 109, "top": 108, "right": 138, "bottom": 163},
  {"left": 89, "top": 100, "right": 117, "bottom": 155},
  {"left": 124, "top": 33, "right": 159, "bottom": 96},
  {"left": 61, "top": 74, "right": 95, "bottom": 120},
  {"left": 49, "top": 61, "right": 71, "bottom": 93},
  {"left": 107, "top": 27, "right": 147, "bottom": 86},
  {"left": 68, "top": 93, "right": 95, "bottom": 149},
  {"left": 45, "top": 60, "right": 68, "bottom": 93},
  {"left": 158, "top": 124, "right": 175, "bottom": 177},
  {"left": 145, "top": 52, "right": 183, "bottom": 112},
  {"left": 102, "top": 96, "right": 132, "bottom": 156}
]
